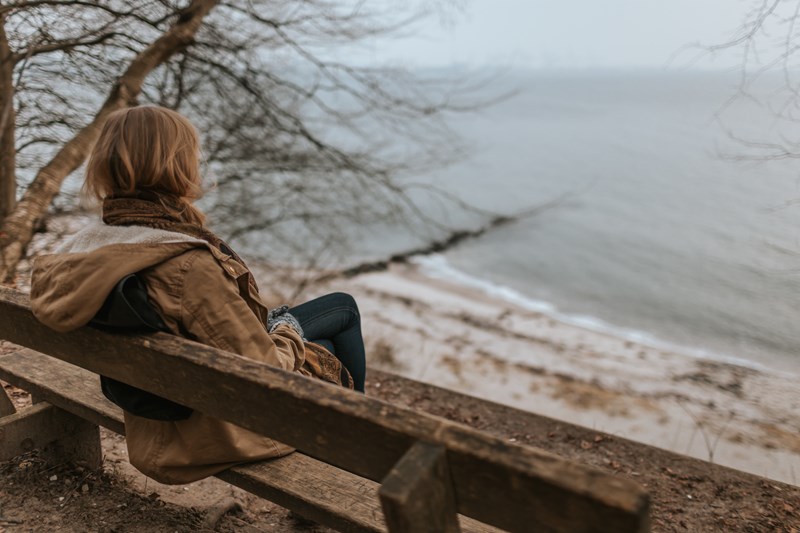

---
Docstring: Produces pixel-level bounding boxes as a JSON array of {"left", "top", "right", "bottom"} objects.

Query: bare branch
[
  {"left": 0, "top": 0, "right": 221, "bottom": 281},
  {"left": 14, "top": 30, "right": 119, "bottom": 60}
]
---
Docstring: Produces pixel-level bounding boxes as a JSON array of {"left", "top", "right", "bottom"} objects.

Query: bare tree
[
  {"left": 0, "top": 0, "right": 220, "bottom": 282},
  {"left": 700, "top": 0, "right": 800, "bottom": 161},
  {"left": 0, "top": 0, "right": 487, "bottom": 283},
  {"left": 0, "top": 1, "right": 178, "bottom": 220},
  {"left": 158, "top": 1, "right": 482, "bottom": 263}
]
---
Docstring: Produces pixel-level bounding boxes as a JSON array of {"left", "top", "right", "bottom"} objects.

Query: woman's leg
[{"left": 289, "top": 293, "right": 366, "bottom": 392}]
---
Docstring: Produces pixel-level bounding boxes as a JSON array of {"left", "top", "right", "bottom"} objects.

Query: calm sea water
[
  {"left": 337, "top": 69, "right": 800, "bottom": 374},
  {"left": 47, "top": 68, "right": 799, "bottom": 373}
]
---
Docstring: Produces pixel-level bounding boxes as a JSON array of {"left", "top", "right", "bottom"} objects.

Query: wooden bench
[{"left": 0, "top": 286, "right": 650, "bottom": 532}]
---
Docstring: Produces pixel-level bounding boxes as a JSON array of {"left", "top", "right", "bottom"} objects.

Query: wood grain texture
[
  {"left": 221, "top": 455, "right": 385, "bottom": 533},
  {"left": 0, "top": 288, "right": 650, "bottom": 532},
  {"left": 0, "top": 350, "right": 498, "bottom": 533},
  {"left": 0, "top": 401, "right": 101, "bottom": 468},
  {"left": 379, "top": 442, "right": 460, "bottom": 533},
  {"left": 0, "top": 350, "right": 125, "bottom": 435}
]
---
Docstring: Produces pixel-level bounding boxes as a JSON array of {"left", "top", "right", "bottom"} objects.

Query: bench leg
[
  {"left": 379, "top": 441, "right": 461, "bottom": 533},
  {"left": 0, "top": 402, "right": 102, "bottom": 469},
  {"left": 0, "top": 386, "right": 15, "bottom": 416}
]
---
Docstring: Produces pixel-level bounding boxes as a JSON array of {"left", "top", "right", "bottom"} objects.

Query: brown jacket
[{"left": 30, "top": 222, "right": 304, "bottom": 484}]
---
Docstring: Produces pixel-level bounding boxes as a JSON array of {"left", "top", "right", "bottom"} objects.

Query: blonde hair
[{"left": 84, "top": 105, "right": 205, "bottom": 225}]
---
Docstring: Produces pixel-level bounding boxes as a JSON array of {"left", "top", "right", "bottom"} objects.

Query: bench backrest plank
[{"left": 0, "top": 287, "right": 649, "bottom": 532}]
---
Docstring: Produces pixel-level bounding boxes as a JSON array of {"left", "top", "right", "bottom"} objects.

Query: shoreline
[
  {"left": 296, "top": 260, "right": 800, "bottom": 485},
  {"left": 410, "top": 254, "right": 797, "bottom": 377},
  {"left": 18, "top": 213, "right": 800, "bottom": 485}
]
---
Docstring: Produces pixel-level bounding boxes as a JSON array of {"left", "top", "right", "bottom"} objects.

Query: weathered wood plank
[
  {"left": 444, "top": 426, "right": 651, "bottom": 533},
  {"left": 0, "top": 351, "right": 125, "bottom": 435},
  {"left": 379, "top": 441, "right": 460, "bottom": 533},
  {"left": 0, "top": 288, "right": 650, "bottom": 532},
  {"left": 221, "top": 456, "right": 385, "bottom": 533},
  {"left": 0, "top": 350, "right": 499, "bottom": 533},
  {"left": 0, "top": 385, "right": 15, "bottom": 416},
  {"left": 223, "top": 459, "right": 499, "bottom": 533},
  {"left": 0, "top": 402, "right": 101, "bottom": 468}
]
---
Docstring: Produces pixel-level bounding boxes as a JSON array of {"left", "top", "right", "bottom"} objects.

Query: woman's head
[{"left": 84, "top": 105, "right": 205, "bottom": 222}]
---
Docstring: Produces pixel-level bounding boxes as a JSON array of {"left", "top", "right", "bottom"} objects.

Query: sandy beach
[
  {"left": 275, "top": 260, "right": 800, "bottom": 486},
  {"left": 17, "top": 213, "right": 800, "bottom": 485},
  {"left": 3, "top": 212, "right": 799, "bottom": 531}
]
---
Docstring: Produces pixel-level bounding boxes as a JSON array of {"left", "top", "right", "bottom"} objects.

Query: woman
[{"left": 29, "top": 105, "right": 367, "bottom": 484}]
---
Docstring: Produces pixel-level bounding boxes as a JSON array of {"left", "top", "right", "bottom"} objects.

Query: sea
[
  {"left": 301, "top": 69, "right": 800, "bottom": 376},
  {"left": 54, "top": 68, "right": 799, "bottom": 375}
]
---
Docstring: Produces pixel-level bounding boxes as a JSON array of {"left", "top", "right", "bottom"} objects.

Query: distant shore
[{"left": 286, "top": 260, "right": 800, "bottom": 485}]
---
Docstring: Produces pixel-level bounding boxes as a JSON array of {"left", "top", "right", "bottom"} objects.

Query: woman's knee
[
  {"left": 294, "top": 292, "right": 361, "bottom": 334},
  {"left": 325, "top": 292, "right": 360, "bottom": 317}
]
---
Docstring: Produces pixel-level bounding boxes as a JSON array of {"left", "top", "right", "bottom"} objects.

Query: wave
[{"left": 410, "top": 254, "right": 777, "bottom": 373}]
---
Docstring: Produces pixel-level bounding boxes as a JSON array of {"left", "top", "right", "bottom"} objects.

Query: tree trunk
[
  {"left": 0, "top": 14, "right": 16, "bottom": 224},
  {"left": 0, "top": 0, "right": 219, "bottom": 284}
]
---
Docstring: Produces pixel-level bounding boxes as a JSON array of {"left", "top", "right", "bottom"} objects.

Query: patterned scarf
[{"left": 102, "top": 192, "right": 258, "bottom": 292}]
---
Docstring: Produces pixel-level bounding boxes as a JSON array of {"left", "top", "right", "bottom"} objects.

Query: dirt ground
[{"left": 1, "top": 369, "right": 799, "bottom": 532}]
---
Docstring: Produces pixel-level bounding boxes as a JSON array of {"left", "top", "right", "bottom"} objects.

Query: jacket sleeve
[{"left": 178, "top": 250, "right": 304, "bottom": 371}]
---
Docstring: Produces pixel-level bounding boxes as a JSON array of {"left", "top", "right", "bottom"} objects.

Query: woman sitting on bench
[{"left": 29, "top": 105, "right": 367, "bottom": 484}]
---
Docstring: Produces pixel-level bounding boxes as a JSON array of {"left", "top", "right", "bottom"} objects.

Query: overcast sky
[{"left": 358, "top": 0, "right": 755, "bottom": 69}]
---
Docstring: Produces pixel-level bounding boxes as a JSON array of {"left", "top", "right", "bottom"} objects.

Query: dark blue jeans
[{"left": 289, "top": 292, "right": 366, "bottom": 392}]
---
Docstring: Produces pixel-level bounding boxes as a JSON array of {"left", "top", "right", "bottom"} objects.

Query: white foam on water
[{"left": 410, "top": 254, "right": 778, "bottom": 374}]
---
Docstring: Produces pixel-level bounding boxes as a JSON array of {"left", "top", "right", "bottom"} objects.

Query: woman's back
[{"left": 30, "top": 106, "right": 364, "bottom": 484}]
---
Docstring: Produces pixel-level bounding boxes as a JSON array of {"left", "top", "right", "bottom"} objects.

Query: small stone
[
  {"left": 81, "top": 484, "right": 89, "bottom": 493},
  {"left": 49, "top": 475, "right": 58, "bottom": 482}
]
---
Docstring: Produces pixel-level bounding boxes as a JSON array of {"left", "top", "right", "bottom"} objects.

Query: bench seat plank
[
  {"left": 0, "top": 350, "right": 497, "bottom": 533},
  {"left": 0, "top": 351, "right": 125, "bottom": 435}
]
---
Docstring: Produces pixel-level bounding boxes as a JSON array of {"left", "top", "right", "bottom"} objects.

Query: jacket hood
[{"left": 31, "top": 221, "right": 207, "bottom": 332}]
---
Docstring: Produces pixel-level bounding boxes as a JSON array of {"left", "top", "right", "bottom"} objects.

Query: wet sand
[{"left": 287, "top": 262, "right": 800, "bottom": 485}]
